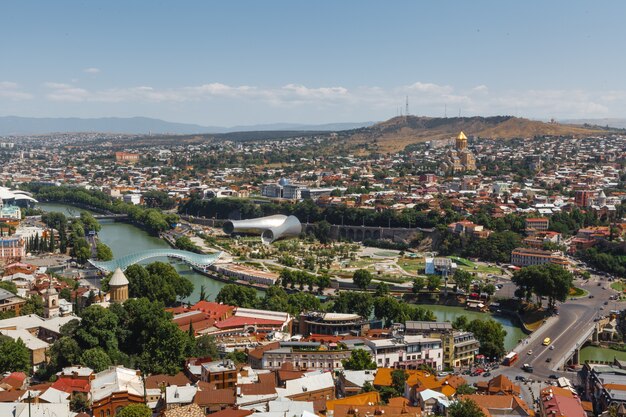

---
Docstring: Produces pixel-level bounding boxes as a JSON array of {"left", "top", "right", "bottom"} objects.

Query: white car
[
  {"left": 549, "top": 345, "right": 555, "bottom": 350},
  {"left": 527, "top": 350, "right": 533, "bottom": 355}
]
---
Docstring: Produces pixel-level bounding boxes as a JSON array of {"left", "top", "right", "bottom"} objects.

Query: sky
[{"left": 1, "top": 1, "right": 626, "bottom": 126}]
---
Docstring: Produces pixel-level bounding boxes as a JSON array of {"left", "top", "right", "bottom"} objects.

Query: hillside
[{"left": 344, "top": 115, "right": 609, "bottom": 153}]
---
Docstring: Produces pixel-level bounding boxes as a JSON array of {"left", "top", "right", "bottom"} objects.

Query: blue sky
[{"left": 1, "top": 1, "right": 625, "bottom": 125}]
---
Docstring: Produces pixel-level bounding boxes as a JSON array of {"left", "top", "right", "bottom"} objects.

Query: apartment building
[{"left": 511, "top": 247, "right": 568, "bottom": 268}]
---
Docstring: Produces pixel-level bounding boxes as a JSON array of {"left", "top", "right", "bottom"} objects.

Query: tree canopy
[
  {"left": 353, "top": 269, "right": 373, "bottom": 290},
  {"left": 216, "top": 284, "right": 258, "bottom": 308},
  {"left": 0, "top": 336, "right": 30, "bottom": 373},
  {"left": 342, "top": 349, "right": 377, "bottom": 370},
  {"left": 448, "top": 398, "right": 486, "bottom": 417},
  {"left": 512, "top": 263, "right": 574, "bottom": 309}
]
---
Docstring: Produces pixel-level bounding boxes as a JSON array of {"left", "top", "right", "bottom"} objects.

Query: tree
[
  {"left": 332, "top": 291, "right": 373, "bottom": 318},
  {"left": 427, "top": 275, "right": 441, "bottom": 292},
  {"left": 374, "top": 281, "right": 390, "bottom": 297},
  {"left": 194, "top": 335, "right": 219, "bottom": 358},
  {"left": 96, "top": 242, "right": 113, "bottom": 261},
  {"left": 453, "top": 270, "right": 473, "bottom": 293},
  {"left": 412, "top": 277, "right": 425, "bottom": 294},
  {"left": 80, "top": 348, "right": 112, "bottom": 372},
  {"left": 342, "top": 349, "right": 377, "bottom": 370},
  {"left": 512, "top": 264, "right": 574, "bottom": 309},
  {"left": 198, "top": 285, "right": 209, "bottom": 303},
  {"left": 483, "top": 283, "right": 496, "bottom": 297},
  {"left": 0, "top": 337, "right": 30, "bottom": 373},
  {"left": 353, "top": 269, "right": 372, "bottom": 290},
  {"left": 21, "top": 294, "right": 44, "bottom": 316},
  {"left": 448, "top": 398, "right": 486, "bottom": 417},
  {"left": 464, "top": 319, "right": 507, "bottom": 359},
  {"left": 317, "top": 273, "right": 331, "bottom": 292},
  {"left": 70, "top": 393, "right": 89, "bottom": 413},
  {"left": 117, "top": 404, "right": 152, "bottom": 417},
  {"left": 226, "top": 351, "right": 247, "bottom": 364},
  {"left": 314, "top": 220, "right": 332, "bottom": 244},
  {"left": 75, "top": 305, "right": 120, "bottom": 355},
  {"left": 117, "top": 262, "right": 193, "bottom": 306},
  {"left": 455, "top": 383, "right": 477, "bottom": 395},
  {"left": 216, "top": 284, "right": 258, "bottom": 308},
  {"left": 0, "top": 281, "right": 18, "bottom": 294}
]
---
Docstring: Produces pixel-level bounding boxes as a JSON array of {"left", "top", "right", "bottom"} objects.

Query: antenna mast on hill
[{"left": 405, "top": 96, "right": 409, "bottom": 117}]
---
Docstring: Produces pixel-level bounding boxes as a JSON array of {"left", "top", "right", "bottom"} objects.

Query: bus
[
  {"left": 503, "top": 351, "right": 518, "bottom": 366},
  {"left": 543, "top": 337, "right": 551, "bottom": 346}
]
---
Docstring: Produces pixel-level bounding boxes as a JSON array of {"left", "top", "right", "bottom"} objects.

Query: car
[
  {"left": 590, "top": 294, "right": 595, "bottom": 298},
  {"left": 546, "top": 357, "right": 552, "bottom": 363},
  {"left": 527, "top": 350, "right": 533, "bottom": 355},
  {"left": 483, "top": 372, "right": 492, "bottom": 377},
  {"left": 549, "top": 374, "right": 558, "bottom": 379},
  {"left": 543, "top": 337, "right": 551, "bottom": 346},
  {"left": 604, "top": 301, "right": 609, "bottom": 305},
  {"left": 515, "top": 375, "right": 525, "bottom": 381},
  {"left": 549, "top": 345, "right": 555, "bottom": 350}
]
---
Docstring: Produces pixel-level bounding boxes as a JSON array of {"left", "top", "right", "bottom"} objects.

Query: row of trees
[
  {"left": 438, "top": 229, "right": 522, "bottom": 263},
  {"left": 279, "top": 269, "right": 331, "bottom": 292},
  {"left": 25, "top": 231, "right": 56, "bottom": 254},
  {"left": 180, "top": 196, "right": 462, "bottom": 229},
  {"left": 215, "top": 284, "right": 322, "bottom": 317},
  {"left": 31, "top": 184, "right": 179, "bottom": 235}
]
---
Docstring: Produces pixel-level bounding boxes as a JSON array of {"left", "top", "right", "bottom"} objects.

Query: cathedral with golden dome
[{"left": 440, "top": 131, "right": 477, "bottom": 173}]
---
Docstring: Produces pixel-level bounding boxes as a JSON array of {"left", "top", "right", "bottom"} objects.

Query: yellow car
[{"left": 542, "top": 337, "right": 551, "bottom": 346}]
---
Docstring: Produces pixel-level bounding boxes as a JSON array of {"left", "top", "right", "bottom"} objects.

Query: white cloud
[
  {"left": 0, "top": 81, "right": 32, "bottom": 100},
  {"left": 36, "top": 80, "right": 626, "bottom": 119},
  {"left": 84, "top": 67, "right": 100, "bottom": 74}
]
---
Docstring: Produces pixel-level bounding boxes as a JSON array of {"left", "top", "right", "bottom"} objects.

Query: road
[
  {"left": 456, "top": 273, "right": 620, "bottom": 410},
  {"left": 511, "top": 273, "right": 618, "bottom": 377}
]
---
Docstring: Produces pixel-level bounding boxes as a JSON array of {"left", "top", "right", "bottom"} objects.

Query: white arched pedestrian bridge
[{"left": 88, "top": 249, "right": 222, "bottom": 273}]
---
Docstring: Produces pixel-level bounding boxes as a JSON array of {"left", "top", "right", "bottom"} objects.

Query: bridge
[
  {"left": 88, "top": 249, "right": 222, "bottom": 273},
  {"left": 93, "top": 214, "right": 129, "bottom": 220}
]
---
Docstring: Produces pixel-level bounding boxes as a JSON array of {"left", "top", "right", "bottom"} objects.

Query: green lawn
[
  {"left": 569, "top": 287, "right": 588, "bottom": 298},
  {"left": 399, "top": 258, "right": 425, "bottom": 273}
]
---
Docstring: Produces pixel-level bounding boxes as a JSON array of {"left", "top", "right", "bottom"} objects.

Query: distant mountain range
[
  {"left": 0, "top": 116, "right": 375, "bottom": 136},
  {"left": 561, "top": 118, "right": 626, "bottom": 129}
]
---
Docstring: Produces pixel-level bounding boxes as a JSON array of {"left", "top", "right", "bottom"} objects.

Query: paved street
[{"left": 455, "top": 272, "right": 621, "bottom": 411}]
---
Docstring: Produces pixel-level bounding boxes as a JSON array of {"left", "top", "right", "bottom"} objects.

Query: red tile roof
[
  {"left": 0, "top": 372, "right": 26, "bottom": 390},
  {"left": 51, "top": 377, "right": 90, "bottom": 393},
  {"left": 191, "top": 301, "right": 235, "bottom": 320}
]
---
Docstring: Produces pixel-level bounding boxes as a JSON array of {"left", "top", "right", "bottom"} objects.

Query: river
[
  {"left": 424, "top": 304, "right": 526, "bottom": 351},
  {"left": 580, "top": 346, "right": 626, "bottom": 363},
  {"left": 38, "top": 203, "right": 526, "bottom": 349},
  {"left": 38, "top": 202, "right": 228, "bottom": 302}
]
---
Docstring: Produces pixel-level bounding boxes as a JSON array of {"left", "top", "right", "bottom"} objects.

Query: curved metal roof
[{"left": 88, "top": 249, "right": 222, "bottom": 273}]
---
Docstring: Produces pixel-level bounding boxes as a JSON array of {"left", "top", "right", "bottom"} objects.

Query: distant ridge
[
  {"left": 345, "top": 115, "right": 610, "bottom": 152},
  {"left": 0, "top": 116, "right": 375, "bottom": 136},
  {"left": 561, "top": 118, "right": 626, "bottom": 129}
]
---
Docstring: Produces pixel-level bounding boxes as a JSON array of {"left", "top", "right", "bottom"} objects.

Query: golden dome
[{"left": 457, "top": 131, "right": 467, "bottom": 140}]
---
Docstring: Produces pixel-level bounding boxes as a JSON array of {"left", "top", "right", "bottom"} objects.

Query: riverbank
[{"left": 38, "top": 202, "right": 230, "bottom": 302}]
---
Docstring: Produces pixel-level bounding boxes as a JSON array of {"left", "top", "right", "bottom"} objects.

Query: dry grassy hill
[{"left": 345, "top": 115, "right": 608, "bottom": 153}]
